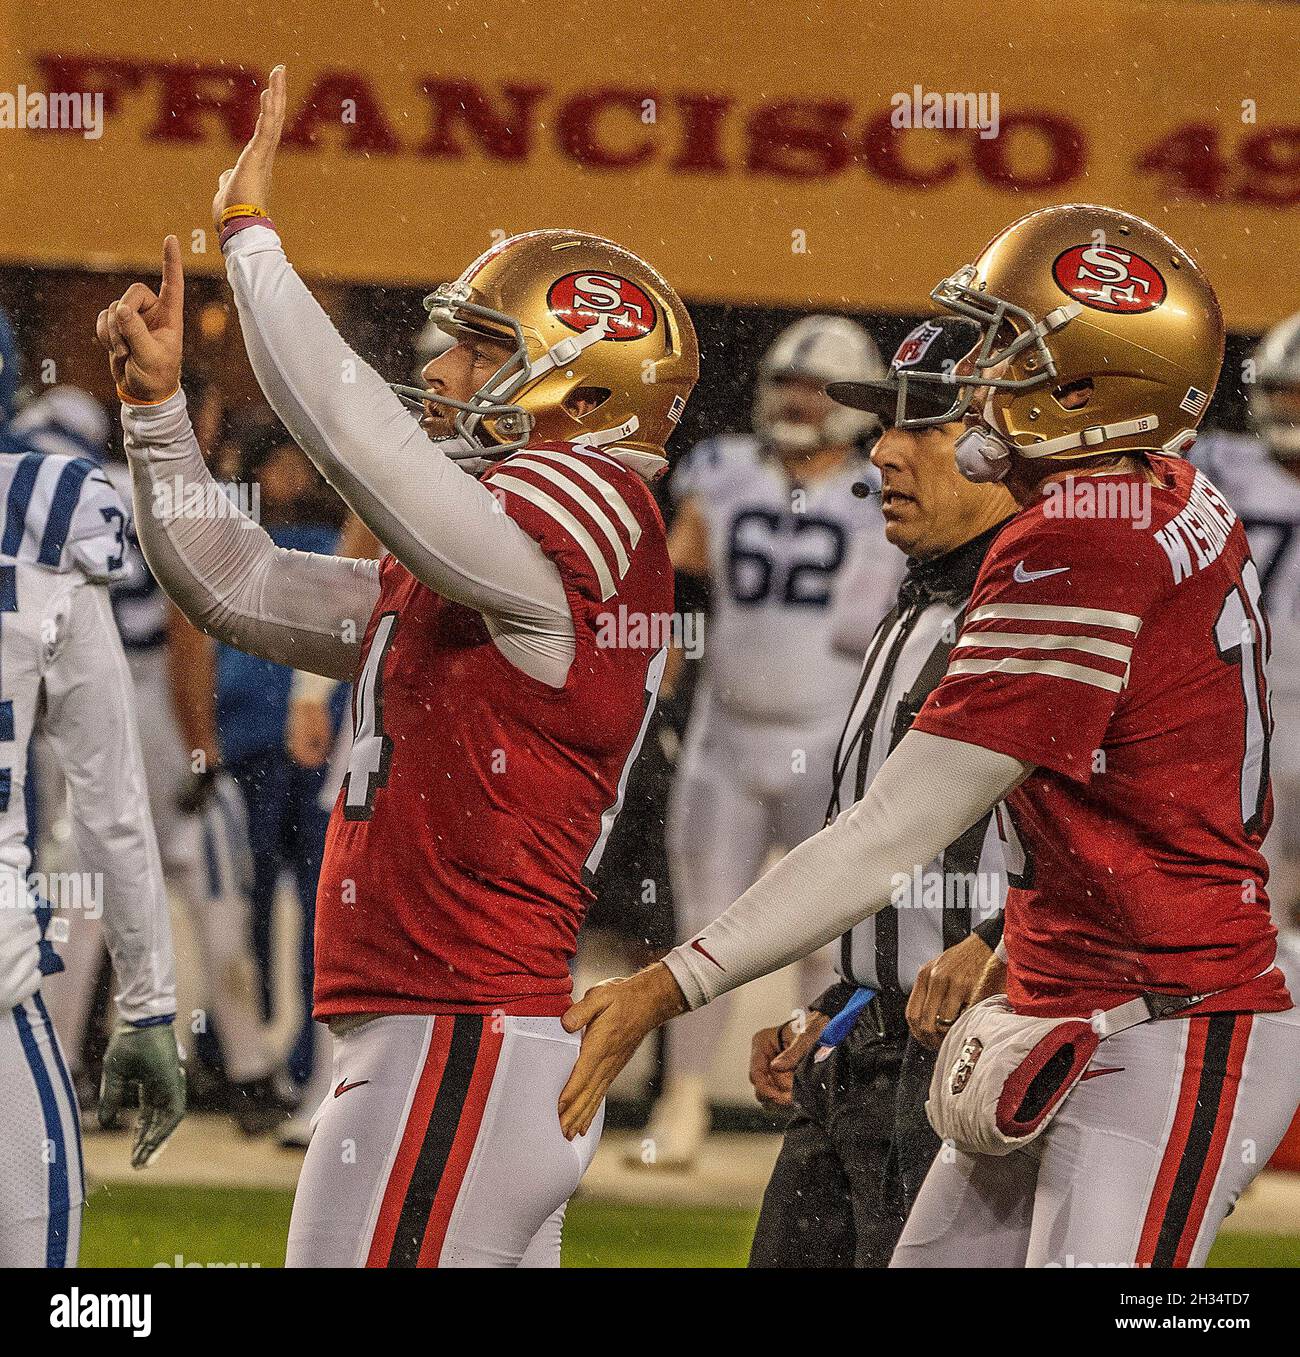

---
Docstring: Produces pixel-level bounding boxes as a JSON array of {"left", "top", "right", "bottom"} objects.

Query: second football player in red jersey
[
  {"left": 96, "top": 69, "right": 696, "bottom": 1266},
  {"left": 561, "top": 203, "right": 1300, "bottom": 1268}
]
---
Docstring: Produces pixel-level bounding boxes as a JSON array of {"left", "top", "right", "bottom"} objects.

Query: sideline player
[
  {"left": 0, "top": 396, "right": 183, "bottom": 1266},
  {"left": 640, "top": 315, "right": 899, "bottom": 1167},
  {"left": 560, "top": 204, "right": 1300, "bottom": 1269},
  {"left": 97, "top": 66, "right": 696, "bottom": 1267},
  {"left": 11, "top": 387, "right": 278, "bottom": 1133}
]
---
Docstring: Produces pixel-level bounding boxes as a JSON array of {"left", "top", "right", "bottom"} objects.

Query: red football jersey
[
  {"left": 914, "top": 456, "right": 1291, "bottom": 1018},
  {"left": 314, "top": 442, "right": 672, "bottom": 1019}
]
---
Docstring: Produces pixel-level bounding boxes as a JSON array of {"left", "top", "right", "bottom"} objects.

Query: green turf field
[{"left": 76, "top": 1182, "right": 1300, "bottom": 1268}]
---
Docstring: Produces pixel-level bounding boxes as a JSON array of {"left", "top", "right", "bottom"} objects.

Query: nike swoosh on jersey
[
  {"left": 1079, "top": 1065, "right": 1125, "bottom": 1081},
  {"left": 334, "top": 1078, "right": 371, "bottom": 1098},
  {"left": 1013, "top": 561, "right": 1071, "bottom": 583}
]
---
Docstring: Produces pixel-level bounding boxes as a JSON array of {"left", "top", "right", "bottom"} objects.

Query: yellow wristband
[
  {"left": 219, "top": 203, "right": 268, "bottom": 226},
  {"left": 117, "top": 384, "right": 181, "bottom": 407}
]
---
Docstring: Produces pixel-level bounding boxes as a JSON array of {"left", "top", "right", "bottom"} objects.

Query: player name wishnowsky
[{"left": 0, "top": 86, "right": 104, "bottom": 140}]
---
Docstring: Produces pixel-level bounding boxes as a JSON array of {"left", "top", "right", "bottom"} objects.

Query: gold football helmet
[
  {"left": 393, "top": 230, "right": 699, "bottom": 476},
  {"left": 888, "top": 204, "right": 1224, "bottom": 475}
]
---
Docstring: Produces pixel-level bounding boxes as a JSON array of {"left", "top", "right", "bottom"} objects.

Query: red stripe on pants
[
  {"left": 1136, "top": 1015, "right": 1251, "bottom": 1267},
  {"left": 1170, "top": 1015, "right": 1252, "bottom": 1267},
  {"left": 417, "top": 1021, "right": 505, "bottom": 1266},
  {"left": 365, "top": 1019, "right": 455, "bottom": 1267}
]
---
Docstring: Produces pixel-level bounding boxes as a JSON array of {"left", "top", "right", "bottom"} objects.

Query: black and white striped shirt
[{"left": 829, "top": 521, "right": 1011, "bottom": 997}]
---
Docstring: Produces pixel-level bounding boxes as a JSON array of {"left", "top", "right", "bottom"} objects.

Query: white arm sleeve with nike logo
[{"left": 663, "top": 730, "right": 1030, "bottom": 1008}]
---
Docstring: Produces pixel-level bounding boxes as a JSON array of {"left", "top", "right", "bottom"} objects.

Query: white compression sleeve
[
  {"left": 663, "top": 730, "right": 1030, "bottom": 1008},
  {"left": 222, "top": 226, "right": 575, "bottom": 686},
  {"left": 43, "top": 583, "right": 177, "bottom": 1024},
  {"left": 121, "top": 390, "right": 381, "bottom": 681}
]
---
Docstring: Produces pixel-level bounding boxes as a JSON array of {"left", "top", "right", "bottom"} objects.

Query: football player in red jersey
[
  {"left": 560, "top": 204, "right": 1300, "bottom": 1268},
  {"left": 95, "top": 68, "right": 697, "bottom": 1267}
]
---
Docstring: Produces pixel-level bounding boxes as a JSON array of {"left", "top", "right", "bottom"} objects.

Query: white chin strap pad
[{"left": 954, "top": 427, "right": 1012, "bottom": 483}]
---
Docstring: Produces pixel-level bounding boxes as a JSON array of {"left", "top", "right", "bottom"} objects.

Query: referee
[{"left": 747, "top": 318, "right": 1017, "bottom": 1268}]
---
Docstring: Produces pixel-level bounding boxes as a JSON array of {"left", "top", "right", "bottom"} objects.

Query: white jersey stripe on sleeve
[
  {"left": 955, "top": 630, "right": 1133, "bottom": 664},
  {"left": 524, "top": 449, "right": 642, "bottom": 547},
  {"left": 948, "top": 655, "right": 1126, "bottom": 693},
  {"left": 491, "top": 472, "right": 617, "bottom": 600},
  {"left": 967, "top": 602, "right": 1142, "bottom": 633},
  {"left": 504, "top": 458, "right": 631, "bottom": 577}
]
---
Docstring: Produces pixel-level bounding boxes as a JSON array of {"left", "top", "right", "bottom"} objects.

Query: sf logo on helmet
[
  {"left": 548, "top": 272, "right": 657, "bottom": 342},
  {"left": 1052, "top": 244, "right": 1167, "bottom": 315}
]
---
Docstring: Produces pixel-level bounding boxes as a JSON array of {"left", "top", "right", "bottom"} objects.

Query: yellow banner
[{"left": 1, "top": 1, "right": 1298, "bottom": 327}]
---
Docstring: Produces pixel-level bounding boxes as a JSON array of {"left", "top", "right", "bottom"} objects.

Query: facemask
[{"left": 954, "top": 426, "right": 1012, "bottom": 483}]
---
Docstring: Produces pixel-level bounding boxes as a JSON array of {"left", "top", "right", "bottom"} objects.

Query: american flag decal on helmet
[
  {"left": 1179, "top": 387, "right": 1209, "bottom": 417},
  {"left": 667, "top": 394, "right": 686, "bottom": 424}
]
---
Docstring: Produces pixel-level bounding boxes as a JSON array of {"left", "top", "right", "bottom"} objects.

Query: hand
[
  {"left": 906, "top": 931, "right": 1005, "bottom": 1050},
  {"left": 749, "top": 1025, "right": 789, "bottom": 1109},
  {"left": 749, "top": 1009, "right": 828, "bottom": 1110},
  {"left": 212, "top": 65, "right": 286, "bottom": 234},
  {"left": 95, "top": 236, "right": 185, "bottom": 403},
  {"left": 559, "top": 963, "right": 688, "bottom": 1139},
  {"left": 98, "top": 1021, "right": 187, "bottom": 1169},
  {"left": 286, "top": 697, "right": 334, "bottom": 768}
]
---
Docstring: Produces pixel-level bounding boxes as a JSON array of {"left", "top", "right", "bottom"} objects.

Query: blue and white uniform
[
  {"left": 0, "top": 444, "right": 175, "bottom": 1267},
  {"left": 14, "top": 389, "right": 270, "bottom": 1090}
]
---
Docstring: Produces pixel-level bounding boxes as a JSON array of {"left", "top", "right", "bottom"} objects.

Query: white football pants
[
  {"left": 286, "top": 1013, "right": 602, "bottom": 1268},
  {"left": 892, "top": 1003, "right": 1300, "bottom": 1268}
]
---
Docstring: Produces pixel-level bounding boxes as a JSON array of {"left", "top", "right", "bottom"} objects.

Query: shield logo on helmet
[
  {"left": 1052, "top": 244, "right": 1167, "bottom": 315},
  {"left": 892, "top": 320, "right": 944, "bottom": 370},
  {"left": 548, "top": 272, "right": 658, "bottom": 342}
]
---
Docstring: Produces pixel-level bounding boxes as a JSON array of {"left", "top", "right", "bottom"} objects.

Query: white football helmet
[
  {"left": 1251, "top": 312, "right": 1300, "bottom": 461},
  {"left": 753, "top": 315, "right": 884, "bottom": 454},
  {"left": 7, "top": 385, "right": 110, "bottom": 462}
]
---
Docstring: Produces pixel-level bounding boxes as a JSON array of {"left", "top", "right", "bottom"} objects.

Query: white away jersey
[
  {"left": 101, "top": 461, "right": 168, "bottom": 653},
  {"left": 675, "top": 434, "right": 901, "bottom": 725},
  {"left": 0, "top": 449, "right": 127, "bottom": 583},
  {"left": 0, "top": 449, "right": 172, "bottom": 1021},
  {"left": 1195, "top": 431, "right": 1300, "bottom": 705}
]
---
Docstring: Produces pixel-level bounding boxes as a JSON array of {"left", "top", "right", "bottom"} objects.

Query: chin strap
[{"left": 1017, "top": 413, "right": 1161, "bottom": 459}]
